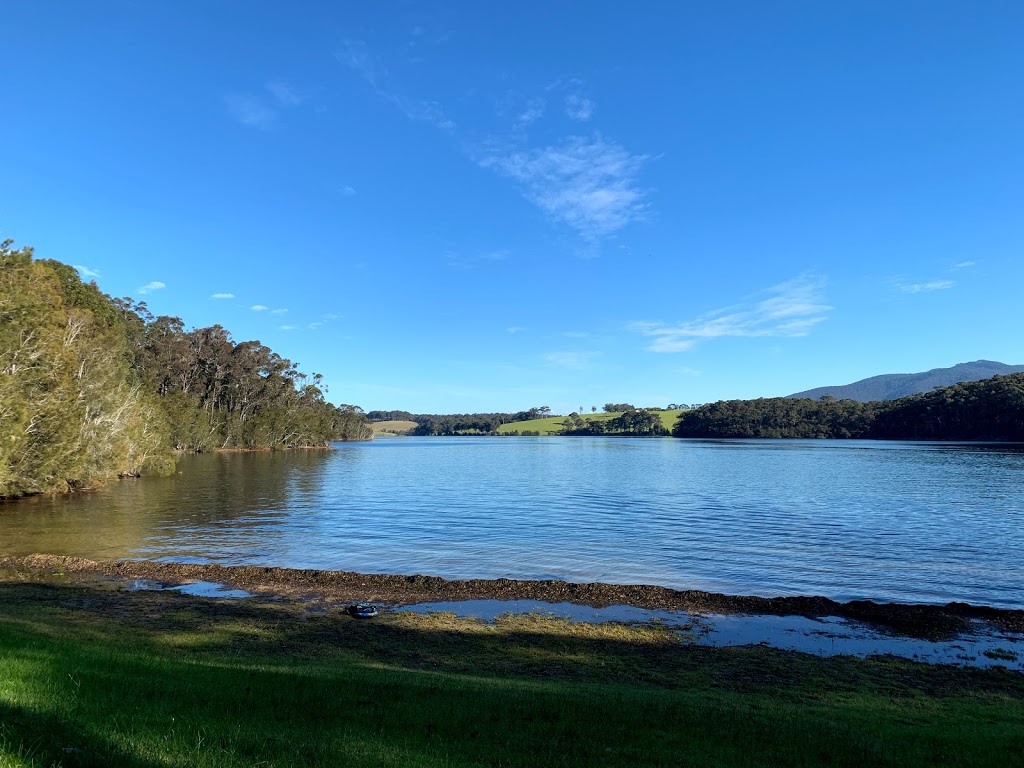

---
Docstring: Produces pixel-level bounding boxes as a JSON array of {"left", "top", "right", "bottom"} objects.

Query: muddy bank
[{"left": 4, "top": 554, "right": 1022, "bottom": 639}]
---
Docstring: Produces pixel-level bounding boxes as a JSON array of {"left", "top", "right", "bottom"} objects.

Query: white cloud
[
  {"left": 340, "top": 185, "right": 357, "bottom": 196},
  {"left": 480, "top": 136, "right": 647, "bottom": 240},
  {"left": 544, "top": 351, "right": 595, "bottom": 369},
  {"left": 899, "top": 280, "right": 954, "bottom": 293},
  {"left": 279, "top": 325, "right": 297, "bottom": 331},
  {"left": 271, "top": 308, "right": 289, "bottom": 314},
  {"left": 565, "top": 93, "right": 595, "bottom": 121},
  {"left": 74, "top": 265, "right": 100, "bottom": 278},
  {"left": 308, "top": 322, "right": 323, "bottom": 330},
  {"left": 250, "top": 305, "right": 268, "bottom": 312},
  {"left": 647, "top": 337, "right": 697, "bottom": 353},
  {"left": 517, "top": 98, "right": 544, "bottom": 126},
  {"left": 634, "top": 276, "right": 831, "bottom": 353},
  {"left": 137, "top": 281, "right": 166, "bottom": 295},
  {"left": 210, "top": 292, "right": 234, "bottom": 300},
  {"left": 953, "top": 261, "right": 975, "bottom": 269},
  {"left": 506, "top": 326, "right": 526, "bottom": 334}
]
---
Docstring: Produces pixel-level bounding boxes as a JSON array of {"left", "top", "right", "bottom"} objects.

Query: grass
[
  {"left": 496, "top": 410, "right": 685, "bottom": 435},
  {"left": 369, "top": 420, "right": 418, "bottom": 436},
  {"left": 1, "top": 579, "right": 1022, "bottom": 767}
]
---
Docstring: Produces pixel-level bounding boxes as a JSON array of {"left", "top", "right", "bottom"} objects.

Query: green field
[
  {"left": 1, "top": 576, "right": 1022, "bottom": 767},
  {"left": 369, "top": 420, "right": 418, "bottom": 436},
  {"left": 496, "top": 409, "right": 685, "bottom": 435}
]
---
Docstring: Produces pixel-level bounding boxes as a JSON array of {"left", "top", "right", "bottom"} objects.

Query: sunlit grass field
[
  {"left": 368, "top": 420, "right": 419, "bottom": 436},
  {"left": 1, "top": 578, "right": 1022, "bottom": 767},
  {"left": 496, "top": 409, "right": 685, "bottom": 435}
]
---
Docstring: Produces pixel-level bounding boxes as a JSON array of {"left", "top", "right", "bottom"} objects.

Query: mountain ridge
[{"left": 786, "top": 360, "right": 1024, "bottom": 402}]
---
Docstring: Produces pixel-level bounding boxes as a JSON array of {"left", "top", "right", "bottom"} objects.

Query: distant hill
[{"left": 787, "top": 360, "right": 1024, "bottom": 402}]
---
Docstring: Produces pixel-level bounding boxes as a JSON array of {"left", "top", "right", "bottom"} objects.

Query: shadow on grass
[
  {"left": 0, "top": 699, "right": 169, "bottom": 768},
  {"left": 2, "top": 581, "right": 1024, "bottom": 768}
]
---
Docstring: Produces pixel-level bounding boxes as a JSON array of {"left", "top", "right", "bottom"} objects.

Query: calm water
[{"left": 2, "top": 437, "right": 1022, "bottom": 608}]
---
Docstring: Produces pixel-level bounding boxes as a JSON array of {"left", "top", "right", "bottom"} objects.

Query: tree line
[
  {"left": 672, "top": 375, "right": 1024, "bottom": 441},
  {"left": 1, "top": 242, "right": 371, "bottom": 498},
  {"left": 559, "top": 409, "right": 669, "bottom": 436},
  {"left": 367, "top": 407, "right": 555, "bottom": 436}
]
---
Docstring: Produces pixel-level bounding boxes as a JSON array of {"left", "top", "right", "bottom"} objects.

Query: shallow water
[
  {"left": 127, "top": 578, "right": 252, "bottom": 599},
  {"left": 396, "top": 599, "right": 1024, "bottom": 671},
  {"left": 3, "top": 437, "right": 1023, "bottom": 608}
]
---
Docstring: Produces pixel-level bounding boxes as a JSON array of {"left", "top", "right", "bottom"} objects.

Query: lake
[{"left": 2, "top": 437, "right": 1022, "bottom": 608}]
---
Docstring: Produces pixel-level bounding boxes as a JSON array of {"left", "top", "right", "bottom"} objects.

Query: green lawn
[
  {"left": 1, "top": 578, "right": 1022, "bottom": 767},
  {"left": 496, "top": 409, "right": 685, "bottom": 435}
]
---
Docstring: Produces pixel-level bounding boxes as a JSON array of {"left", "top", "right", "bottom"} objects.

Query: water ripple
[{"left": 2, "top": 437, "right": 1023, "bottom": 607}]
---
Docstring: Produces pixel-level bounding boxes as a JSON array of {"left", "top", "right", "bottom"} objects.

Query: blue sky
[{"left": 3, "top": 1, "right": 1022, "bottom": 414}]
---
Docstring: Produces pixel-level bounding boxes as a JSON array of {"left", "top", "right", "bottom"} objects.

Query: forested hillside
[
  {"left": 674, "top": 374, "right": 1024, "bottom": 441},
  {"left": 1, "top": 241, "right": 370, "bottom": 497},
  {"left": 787, "top": 360, "right": 1024, "bottom": 402}
]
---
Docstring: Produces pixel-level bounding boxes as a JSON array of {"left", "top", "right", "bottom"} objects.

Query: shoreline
[{"left": 4, "top": 554, "right": 1022, "bottom": 639}]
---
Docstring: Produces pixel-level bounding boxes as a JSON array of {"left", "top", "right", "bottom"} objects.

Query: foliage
[
  {"left": 497, "top": 410, "right": 684, "bottom": 436},
  {"left": 871, "top": 374, "right": 1024, "bottom": 441},
  {"left": 366, "top": 409, "right": 416, "bottom": 421},
  {"left": 565, "top": 408, "right": 669, "bottom": 436},
  {"left": 0, "top": 242, "right": 171, "bottom": 496},
  {"left": 0, "top": 241, "right": 370, "bottom": 497},
  {"left": 672, "top": 396, "right": 877, "bottom": 439},
  {"left": 125, "top": 309, "right": 371, "bottom": 450},
  {"left": 673, "top": 376, "right": 1024, "bottom": 441},
  {"left": 410, "top": 407, "right": 555, "bottom": 436}
]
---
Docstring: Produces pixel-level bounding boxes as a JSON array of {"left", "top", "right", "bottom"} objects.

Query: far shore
[{"left": 4, "top": 554, "right": 1021, "bottom": 639}]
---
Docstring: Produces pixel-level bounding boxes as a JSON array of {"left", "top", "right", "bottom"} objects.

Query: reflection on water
[
  {"left": 126, "top": 578, "right": 253, "bottom": 599},
  {"left": 2, "top": 438, "right": 1023, "bottom": 608}
]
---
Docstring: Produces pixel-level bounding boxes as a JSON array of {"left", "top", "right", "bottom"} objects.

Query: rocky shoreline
[{"left": 3, "top": 554, "right": 1022, "bottom": 640}]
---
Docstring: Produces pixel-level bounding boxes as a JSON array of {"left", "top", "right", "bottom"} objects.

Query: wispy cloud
[
  {"left": 250, "top": 305, "right": 268, "bottom": 312},
  {"left": 339, "top": 185, "right": 357, "bottom": 196},
  {"left": 480, "top": 136, "right": 647, "bottom": 240},
  {"left": 634, "top": 276, "right": 831, "bottom": 353},
  {"left": 565, "top": 93, "right": 595, "bottom": 121},
  {"left": 137, "top": 281, "right": 166, "bottom": 295},
  {"left": 952, "top": 261, "right": 975, "bottom": 269},
  {"left": 506, "top": 326, "right": 526, "bottom": 334},
  {"left": 267, "top": 78, "right": 303, "bottom": 107},
  {"left": 279, "top": 325, "right": 297, "bottom": 331},
  {"left": 899, "top": 279, "right": 954, "bottom": 294},
  {"left": 517, "top": 98, "right": 544, "bottom": 126},
  {"left": 544, "top": 351, "right": 596, "bottom": 369},
  {"left": 307, "top": 322, "right": 323, "bottom": 330},
  {"left": 271, "top": 308, "right": 289, "bottom": 315},
  {"left": 226, "top": 79, "right": 305, "bottom": 130},
  {"left": 210, "top": 292, "right": 234, "bottom": 300},
  {"left": 338, "top": 40, "right": 455, "bottom": 131},
  {"left": 74, "top": 265, "right": 100, "bottom": 278},
  {"left": 225, "top": 94, "right": 276, "bottom": 129}
]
